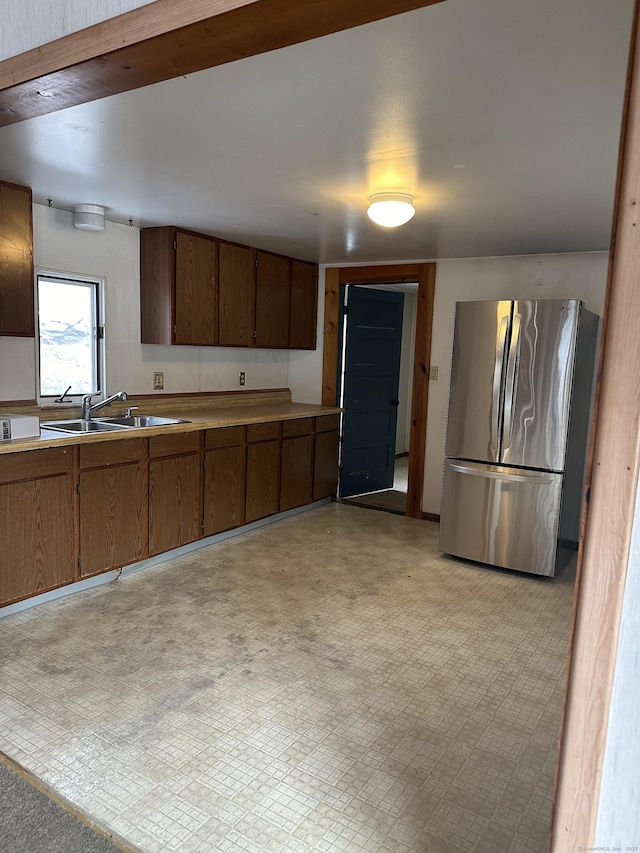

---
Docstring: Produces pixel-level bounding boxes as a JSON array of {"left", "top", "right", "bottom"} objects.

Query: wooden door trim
[
  {"left": 321, "top": 262, "right": 435, "bottom": 519},
  {"left": 0, "top": 0, "right": 445, "bottom": 126},
  {"left": 550, "top": 2, "right": 640, "bottom": 848}
]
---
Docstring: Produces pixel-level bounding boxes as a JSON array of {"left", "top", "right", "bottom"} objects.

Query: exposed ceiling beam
[{"left": 0, "top": 0, "right": 445, "bottom": 126}]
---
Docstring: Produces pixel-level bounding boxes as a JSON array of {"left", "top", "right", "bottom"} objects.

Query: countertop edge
[{"left": 0, "top": 403, "right": 342, "bottom": 456}]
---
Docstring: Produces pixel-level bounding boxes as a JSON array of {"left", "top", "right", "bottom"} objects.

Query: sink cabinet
[
  {"left": 0, "top": 180, "right": 34, "bottom": 337},
  {"left": 149, "top": 431, "right": 203, "bottom": 556},
  {"left": 203, "top": 426, "right": 246, "bottom": 535},
  {"left": 0, "top": 447, "right": 75, "bottom": 606},
  {"left": 78, "top": 438, "right": 148, "bottom": 576}
]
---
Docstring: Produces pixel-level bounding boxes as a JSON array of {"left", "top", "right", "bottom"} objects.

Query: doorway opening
[
  {"left": 337, "top": 282, "right": 418, "bottom": 515},
  {"left": 321, "top": 263, "right": 436, "bottom": 520}
]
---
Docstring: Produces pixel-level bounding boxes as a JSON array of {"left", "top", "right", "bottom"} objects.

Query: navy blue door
[{"left": 340, "top": 286, "right": 404, "bottom": 497}]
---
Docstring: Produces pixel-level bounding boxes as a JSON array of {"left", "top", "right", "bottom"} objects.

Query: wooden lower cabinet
[
  {"left": 204, "top": 426, "right": 246, "bottom": 535},
  {"left": 149, "top": 432, "right": 202, "bottom": 556},
  {"left": 0, "top": 447, "right": 75, "bottom": 606},
  {"left": 280, "top": 418, "right": 314, "bottom": 511},
  {"left": 78, "top": 438, "right": 148, "bottom": 576},
  {"left": 245, "top": 421, "right": 281, "bottom": 522},
  {"left": 0, "top": 412, "right": 341, "bottom": 610},
  {"left": 314, "top": 415, "right": 341, "bottom": 501}
]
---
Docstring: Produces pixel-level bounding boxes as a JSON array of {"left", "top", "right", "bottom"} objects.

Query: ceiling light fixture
[
  {"left": 367, "top": 193, "right": 415, "bottom": 228},
  {"left": 74, "top": 204, "right": 105, "bottom": 231}
]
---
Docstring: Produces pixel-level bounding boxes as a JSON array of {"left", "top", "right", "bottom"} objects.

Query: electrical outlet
[
  {"left": 429, "top": 366, "right": 439, "bottom": 381},
  {"left": 239, "top": 372, "right": 246, "bottom": 386},
  {"left": 153, "top": 371, "right": 164, "bottom": 390}
]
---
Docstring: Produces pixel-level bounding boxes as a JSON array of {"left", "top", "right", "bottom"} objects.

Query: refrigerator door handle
[
  {"left": 502, "top": 312, "right": 521, "bottom": 453},
  {"left": 491, "top": 315, "right": 510, "bottom": 457},
  {"left": 449, "top": 462, "right": 556, "bottom": 486}
]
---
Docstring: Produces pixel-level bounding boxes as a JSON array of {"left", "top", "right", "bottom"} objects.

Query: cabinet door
[
  {"left": 313, "top": 430, "right": 340, "bottom": 500},
  {"left": 79, "top": 440, "right": 148, "bottom": 576},
  {"left": 255, "top": 251, "right": 290, "bottom": 348},
  {"left": 204, "top": 444, "right": 246, "bottom": 534},
  {"left": 219, "top": 242, "right": 256, "bottom": 346},
  {"left": 174, "top": 231, "right": 218, "bottom": 345},
  {"left": 140, "top": 226, "right": 174, "bottom": 345},
  {"left": 0, "top": 181, "right": 34, "bottom": 337},
  {"left": 289, "top": 261, "right": 318, "bottom": 349},
  {"left": 149, "top": 451, "right": 202, "bottom": 556},
  {"left": 281, "top": 434, "right": 314, "bottom": 511},
  {"left": 246, "top": 439, "right": 281, "bottom": 522},
  {"left": 0, "top": 448, "right": 75, "bottom": 606}
]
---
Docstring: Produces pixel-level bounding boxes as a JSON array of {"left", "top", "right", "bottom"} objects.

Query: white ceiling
[{"left": 0, "top": 0, "right": 634, "bottom": 264}]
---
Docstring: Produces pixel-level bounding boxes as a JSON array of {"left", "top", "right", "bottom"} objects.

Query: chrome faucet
[{"left": 81, "top": 390, "right": 128, "bottom": 420}]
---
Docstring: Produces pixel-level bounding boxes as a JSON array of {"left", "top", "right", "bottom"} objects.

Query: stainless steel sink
[
  {"left": 97, "top": 415, "right": 188, "bottom": 427},
  {"left": 42, "top": 419, "right": 130, "bottom": 434},
  {"left": 42, "top": 415, "right": 189, "bottom": 433}
]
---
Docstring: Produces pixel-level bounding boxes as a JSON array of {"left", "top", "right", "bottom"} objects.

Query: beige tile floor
[{"left": 0, "top": 502, "right": 574, "bottom": 852}]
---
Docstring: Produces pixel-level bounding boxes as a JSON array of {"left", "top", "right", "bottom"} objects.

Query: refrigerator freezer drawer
[{"left": 439, "top": 459, "right": 564, "bottom": 576}]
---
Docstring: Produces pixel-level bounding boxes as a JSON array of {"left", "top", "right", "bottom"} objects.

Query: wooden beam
[
  {"left": 550, "top": 1, "right": 640, "bottom": 848},
  {"left": 0, "top": 0, "right": 445, "bottom": 126}
]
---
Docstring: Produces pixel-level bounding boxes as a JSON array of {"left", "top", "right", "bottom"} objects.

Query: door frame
[{"left": 322, "top": 263, "right": 436, "bottom": 519}]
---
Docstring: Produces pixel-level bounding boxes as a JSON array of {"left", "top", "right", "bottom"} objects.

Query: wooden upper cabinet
[
  {"left": 289, "top": 260, "right": 318, "bottom": 350},
  {"left": 175, "top": 231, "right": 218, "bottom": 345},
  {"left": 0, "top": 181, "right": 34, "bottom": 337},
  {"left": 140, "top": 225, "right": 317, "bottom": 350},
  {"left": 140, "top": 226, "right": 218, "bottom": 345},
  {"left": 255, "top": 251, "right": 291, "bottom": 348},
  {"left": 219, "top": 242, "right": 256, "bottom": 347}
]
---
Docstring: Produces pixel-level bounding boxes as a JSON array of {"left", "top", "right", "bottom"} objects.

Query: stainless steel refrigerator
[{"left": 439, "top": 299, "right": 599, "bottom": 577}]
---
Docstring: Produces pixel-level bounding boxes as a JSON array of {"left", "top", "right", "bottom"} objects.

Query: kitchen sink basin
[
  {"left": 42, "top": 415, "right": 189, "bottom": 433},
  {"left": 97, "top": 415, "right": 189, "bottom": 427},
  {"left": 42, "top": 419, "right": 130, "bottom": 434}
]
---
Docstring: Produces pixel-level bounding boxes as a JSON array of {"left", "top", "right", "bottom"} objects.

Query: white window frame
[{"left": 35, "top": 268, "right": 107, "bottom": 405}]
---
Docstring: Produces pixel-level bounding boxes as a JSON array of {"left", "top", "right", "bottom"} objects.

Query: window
[{"left": 36, "top": 272, "right": 105, "bottom": 402}]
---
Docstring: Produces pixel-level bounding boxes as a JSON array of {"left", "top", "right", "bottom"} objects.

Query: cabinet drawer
[
  {"left": 79, "top": 437, "right": 147, "bottom": 469},
  {"left": 282, "top": 417, "right": 314, "bottom": 437},
  {"left": 247, "top": 421, "right": 281, "bottom": 443},
  {"left": 149, "top": 430, "right": 201, "bottom": 458},
  {"left": 205, "top": 425, "right": 246, "bottom": 449},
  {"left": 0, "top": 446, "right": 73, "bottom": 484},
  {"left": 315, "top": 414, "right": 340, "bottom": 433}
]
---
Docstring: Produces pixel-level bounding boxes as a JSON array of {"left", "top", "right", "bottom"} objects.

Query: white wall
[
  {"left": 0, "top": 203, "right": 290, "bottom": 402},
  {"left": 0, "top": 0, "right": 156, "bottom": 61}
]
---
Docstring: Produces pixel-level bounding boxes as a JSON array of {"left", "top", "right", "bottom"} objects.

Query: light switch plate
[
  {"left": 429, "top": 366, "right": 439, "bottom": 381},
  {"left": 153, "top": 371, "right": 164, "bottom": 390}
]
